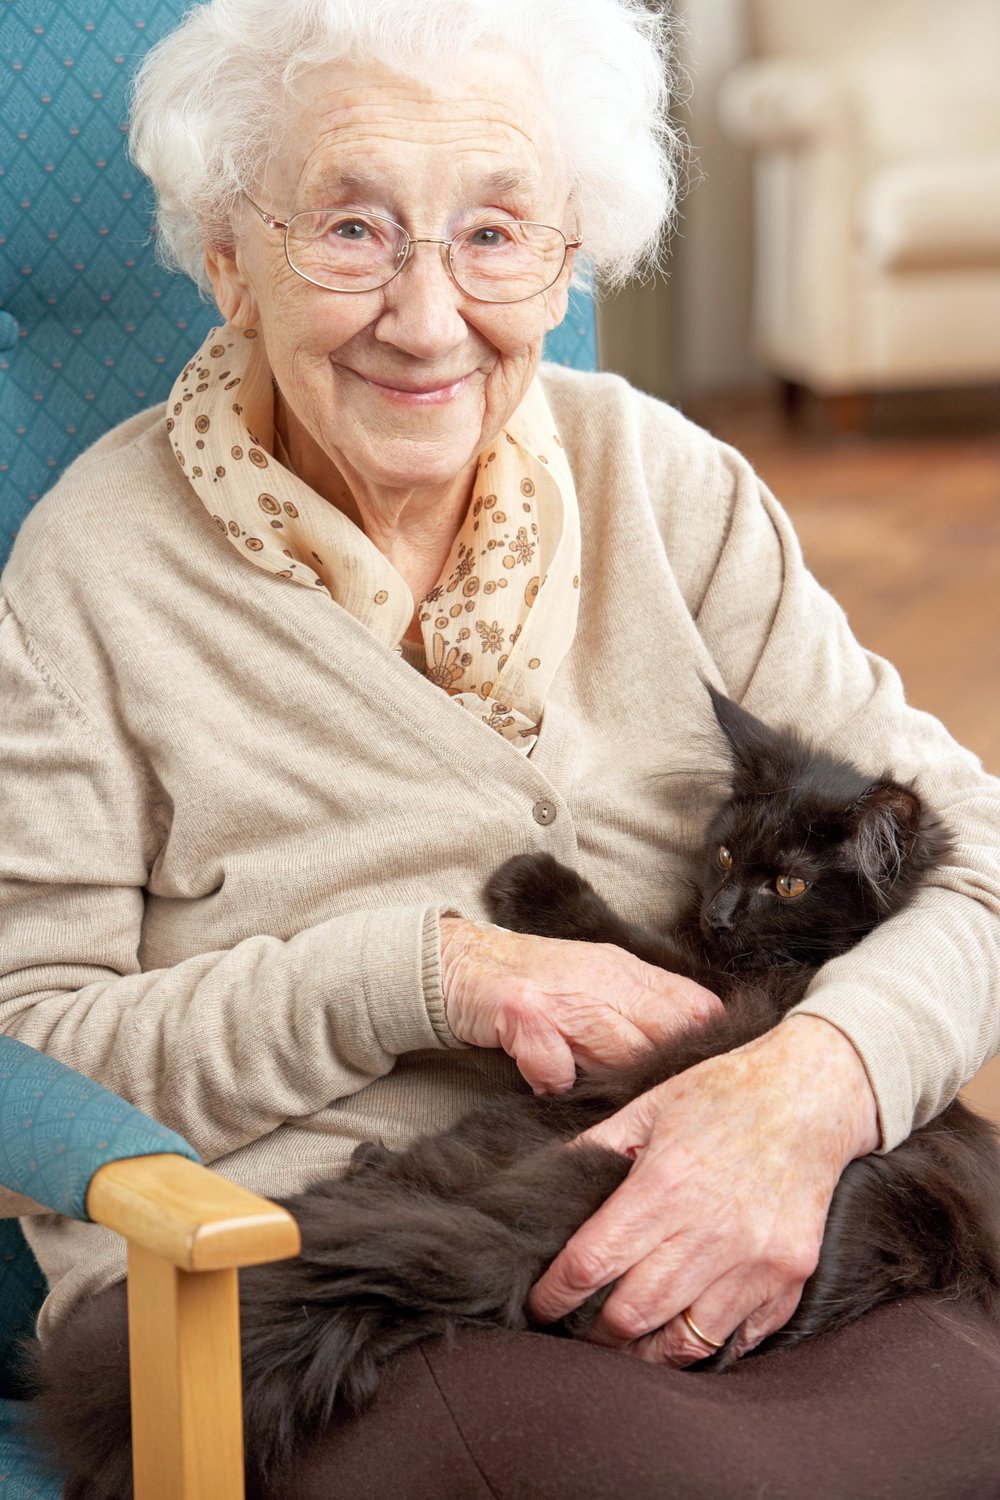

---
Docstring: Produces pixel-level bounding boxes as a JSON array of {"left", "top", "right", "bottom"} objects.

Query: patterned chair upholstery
[
  {"left": 0, "top": 4, "right": 599, "bottom": 1493},
  {"left": 0, "top": 1, "right": 598, "bottom": 569}
]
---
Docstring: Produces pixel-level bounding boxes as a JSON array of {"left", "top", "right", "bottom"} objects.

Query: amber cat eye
[
  {"left": 718, "top": 846, "right": 733, "bottom": 871},
  {"left": 775, "top": 875, "right": 809, "bottom": 899}
]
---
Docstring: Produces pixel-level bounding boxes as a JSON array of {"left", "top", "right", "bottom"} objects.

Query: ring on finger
[{"left": 680, "top": 1306, "right": 726, "bottom": 1351}]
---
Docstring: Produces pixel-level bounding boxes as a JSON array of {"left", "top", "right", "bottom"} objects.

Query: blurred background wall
[
  {"left": 601, "top": 0, "right": 1000, "bottom": 403},
  {"left": 599, "top": 0, "right": 757, "bottom": 400}
]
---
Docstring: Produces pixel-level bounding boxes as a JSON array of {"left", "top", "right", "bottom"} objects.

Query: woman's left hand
[{"left": 527, "top": 1014, "right": 880, "bottom": 1364}]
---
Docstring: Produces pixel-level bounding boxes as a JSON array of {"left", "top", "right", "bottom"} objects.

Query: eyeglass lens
[{"left": 286, "top": 211, "right": 568, "bottom": 302}]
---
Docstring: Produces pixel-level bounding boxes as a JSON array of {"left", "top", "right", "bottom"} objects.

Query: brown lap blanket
[{"left": 254, "top": 1297, "right": 1000, "bottom": 1500}]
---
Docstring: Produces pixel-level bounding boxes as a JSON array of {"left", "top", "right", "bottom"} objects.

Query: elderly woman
[{"left": 2, "top": 0, "right": 999, "bottom": 1495}]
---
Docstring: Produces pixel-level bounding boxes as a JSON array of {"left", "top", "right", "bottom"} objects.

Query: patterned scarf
[{"left": 166, "top": 325, "right": 580, "bottom": 753}]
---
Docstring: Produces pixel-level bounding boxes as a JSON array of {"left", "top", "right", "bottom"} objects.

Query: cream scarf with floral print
[{"left": 166, "top": 325, "right": 580, "bottom": 752}]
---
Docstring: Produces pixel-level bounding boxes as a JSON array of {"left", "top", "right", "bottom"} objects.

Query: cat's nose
[{"left": 704, "top": 885, "right": 740, "bottom": 932}]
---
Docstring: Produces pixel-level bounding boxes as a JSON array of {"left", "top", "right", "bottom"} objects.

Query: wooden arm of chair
[{"left": 86, "top": 1154, "right": 301, "bottom": 1500}]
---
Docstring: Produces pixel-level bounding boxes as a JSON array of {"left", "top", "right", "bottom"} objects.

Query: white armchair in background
[{"left": 719, "top": 0, "right": 1000, "bottom": 420}]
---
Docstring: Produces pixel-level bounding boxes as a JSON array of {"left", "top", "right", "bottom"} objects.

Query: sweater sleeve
[
  {"left": 675, "top": 433, "right": 1000, "bottom": 1151},
  {"left": 0, "top": 596, "right": 462, "bottom": 1166}
]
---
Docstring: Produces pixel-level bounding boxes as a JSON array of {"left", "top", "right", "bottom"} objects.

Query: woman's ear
[{"left": 204, "top": 241, "right": 260, "bottom": 327}]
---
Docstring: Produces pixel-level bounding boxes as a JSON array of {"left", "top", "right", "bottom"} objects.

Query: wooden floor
[{"left": 684, "top": 386, "right": 1000, "bottom": 1123}]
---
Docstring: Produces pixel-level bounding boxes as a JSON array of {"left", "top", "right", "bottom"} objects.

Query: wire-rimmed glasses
[{"left": 242, "top": 193, "right": 581, "bottom": 305}]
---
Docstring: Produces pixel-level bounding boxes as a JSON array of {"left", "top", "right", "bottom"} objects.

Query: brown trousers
[{"left": 258, "top": 1298, "right": 1000, "bottom": 1500}]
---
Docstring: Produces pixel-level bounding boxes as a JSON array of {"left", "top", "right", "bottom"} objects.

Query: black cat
[{"left": 32, "top": 688, "right": 1000, "bottom": 1500}]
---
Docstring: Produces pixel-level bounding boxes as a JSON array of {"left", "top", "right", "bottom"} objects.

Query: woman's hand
[
  {"left": 439, "top": 915, "right": 722, "bottom": 1096},
  {"left": 527, "top": 1014, "right": 880, "bottom": 1362}
]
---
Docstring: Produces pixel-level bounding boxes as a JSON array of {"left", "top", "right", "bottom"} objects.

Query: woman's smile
[{"left": 351, "top": 369, "right": 473, "bottom": 405}]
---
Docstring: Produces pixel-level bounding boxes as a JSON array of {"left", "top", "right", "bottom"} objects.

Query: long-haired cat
[{"left": 32, "top": 687, "right": 1000, "bottom": 1499}]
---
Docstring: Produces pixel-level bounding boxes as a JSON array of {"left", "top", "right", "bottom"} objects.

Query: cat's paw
[
  {"left": 485, "top": 852, "right": 591, "bottom": 934},
  {"left": 345, "top": 1140, "right": 397, "bottom": 1180}
]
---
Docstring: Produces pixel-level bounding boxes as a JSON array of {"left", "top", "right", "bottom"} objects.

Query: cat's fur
[{"left": 30, "top": 688, "right": 1000, "bottom": 1499}]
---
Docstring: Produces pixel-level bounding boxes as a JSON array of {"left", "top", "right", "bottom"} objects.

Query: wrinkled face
[{"left": 209, "top": 55, "right": 577, "bottom": 496}]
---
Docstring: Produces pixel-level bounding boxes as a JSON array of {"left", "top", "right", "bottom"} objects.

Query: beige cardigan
[{"left": 2, "top": 364, "right": 998, "bottom": 1339}]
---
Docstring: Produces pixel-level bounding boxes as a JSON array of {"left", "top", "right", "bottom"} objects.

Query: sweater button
[{"left": 532, "top": 799, "right": 557, "bottom": 826}]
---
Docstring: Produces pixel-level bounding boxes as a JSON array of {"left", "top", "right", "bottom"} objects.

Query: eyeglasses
[{"left": 241, "top": 193, "right": 582, "bottom": 305}]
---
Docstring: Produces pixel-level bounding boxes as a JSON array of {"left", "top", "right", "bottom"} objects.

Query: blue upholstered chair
[{"left": 0, "top": 4, "right": 599, "bottom": 1496}]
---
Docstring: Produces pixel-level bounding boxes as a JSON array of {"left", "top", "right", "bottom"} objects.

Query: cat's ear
[
  {"left": 705, "top": 683, "right": 787, "bottom": 780},
  {"left": 846, "top": 782, "right": 922, "bottom": 896}
]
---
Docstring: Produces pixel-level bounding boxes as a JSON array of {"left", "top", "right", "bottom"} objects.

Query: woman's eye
[
  {"left": 466, "top": 224, "right": 513, "bottom": 249},
  {"left": 332, "top": 219, "right": 374, "bottom": 241},
  {"left": 717, "top": 846, "right": 733, "bottom": 871},
  {"left": 775, "top": 875, "right": 809, "bottom": 899}
]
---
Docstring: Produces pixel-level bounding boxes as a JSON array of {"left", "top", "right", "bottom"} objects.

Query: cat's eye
[
  {"left": 775, "top": 875, "right": 809, "bottom": 899},
  {"left": 717, "top": 846, "right": 733, "bottom": 871}
]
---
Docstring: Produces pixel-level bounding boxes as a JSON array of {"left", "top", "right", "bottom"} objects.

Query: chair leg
[
  {"left": 778, "top": 378, "right": 805, "bottom": 423},
  {"left": 823, "top": 391, "right": 867, "bottom": 436},
  {"left": 127, "top": 1243, "right": 245, "bottom": 1500}
]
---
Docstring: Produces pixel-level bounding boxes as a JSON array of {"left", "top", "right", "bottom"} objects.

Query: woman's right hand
[{"left": 439, "top": 916, "right": 723, "bottom": 1096}]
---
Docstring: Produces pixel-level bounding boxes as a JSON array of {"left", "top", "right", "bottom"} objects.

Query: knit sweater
[{"left": 1, "top": 364, "right": 998, "bottom": 1339}]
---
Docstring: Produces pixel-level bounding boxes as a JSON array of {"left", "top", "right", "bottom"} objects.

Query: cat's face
[
  {"left": 693, "top": 795, "right": 887, "bottom": 970},
  {"left": 694, "top": 686, "right": 948, "bottom": 971}
]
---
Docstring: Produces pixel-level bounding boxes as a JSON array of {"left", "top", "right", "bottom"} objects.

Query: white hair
[{"left": 128, "top": 0, "right": 684, "bottom": 300}]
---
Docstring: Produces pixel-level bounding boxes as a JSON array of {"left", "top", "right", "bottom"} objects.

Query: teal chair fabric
[
  {"left": 0, "top": 1035, "right": 199, "bottom": 1492},
  {"left": 0, "top": 1035, "right": 199, "bottom": 1226},
  {"left": 0, "top": 1392, "right": 59, "bottom": 1500},
  {"left": 0, "top": 0, "right": 599, "bottom": 570},
  {"left": 0, "top": 1398, "right": 59, "bottom": 1499},
  {"left": 0, "top": 1228, "right": 44, "bottom": 1403}
]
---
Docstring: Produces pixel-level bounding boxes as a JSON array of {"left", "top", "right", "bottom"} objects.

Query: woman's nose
[{"left": 373, "top": 242, "right": 469, "bottom": 361}]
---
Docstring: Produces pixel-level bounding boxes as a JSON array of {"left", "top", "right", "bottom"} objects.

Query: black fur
[{"left": 30, "top": 687, "right": 1000, "bottom": 1498}]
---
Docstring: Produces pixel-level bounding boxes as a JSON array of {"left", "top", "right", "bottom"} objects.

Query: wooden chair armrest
[
  {"left": 86, "top": 1152, "right": 301, "bottom": 1269},
  {"left": 85, "top": 1153, "right": 301, "bottom": 1500}
]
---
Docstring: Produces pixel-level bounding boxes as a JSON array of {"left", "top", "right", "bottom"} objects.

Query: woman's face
[{"left": 207, "top": 56, "right": 577, "bottom": 498}]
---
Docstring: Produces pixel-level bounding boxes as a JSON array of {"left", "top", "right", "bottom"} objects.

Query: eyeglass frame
[{"left": 240, "top": 192, "right": 582, "bottom": 305}]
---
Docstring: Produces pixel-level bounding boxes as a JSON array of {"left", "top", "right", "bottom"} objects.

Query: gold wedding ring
[{"left": 681, "top": 1306, "right": 726, "bottom": 1350}]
